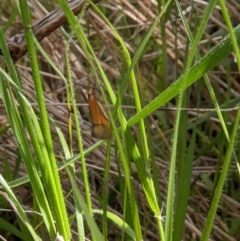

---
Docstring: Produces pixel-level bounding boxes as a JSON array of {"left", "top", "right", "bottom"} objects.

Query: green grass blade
[
  {"left": 0, "top": 175, "right": 40, "bottom": 240},
  {"left": 0, "top": 31, "right": 57, "bottom": 239},
  {"left": 128, "top": 24, "right": 240, "bottom": 126},
  {"left": 18, "top": 1, "right": 71, "bottom": 239}
]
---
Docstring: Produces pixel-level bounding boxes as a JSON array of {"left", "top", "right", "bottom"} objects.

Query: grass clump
[{"left": 0, "top": 0, "right": 240, "bottom": 240}]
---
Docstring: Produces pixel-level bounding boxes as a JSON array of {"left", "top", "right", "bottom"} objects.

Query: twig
[{"left": 0, "top": 0, "right": 101, "bottom": 63}]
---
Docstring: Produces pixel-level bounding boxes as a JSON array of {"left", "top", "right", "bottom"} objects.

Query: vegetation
[{"left": 0, "top": 0, "right": 240, "bottom": 240}]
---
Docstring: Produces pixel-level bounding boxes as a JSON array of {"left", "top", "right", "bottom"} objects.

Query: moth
[{"left": 87, "top": 88, "right": 112, "bottom": 139}]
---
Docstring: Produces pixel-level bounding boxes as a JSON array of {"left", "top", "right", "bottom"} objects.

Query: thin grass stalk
[
  {"left": 165, "top": 0, "right": 213, "bottom": 237},
  {"left": 172, "top": 0, "right": 219, "bottom": 240},
  {"left": 55, "top": 119, "right": 85, "bottom": 241},
  {"left": 65, "top": 42, "right": 86, "bottom": 241},
  {"left": 66, "top": 167, "right": 105, "bottom": 241},
  {"left": 55, "top": 122, "right": 105, "bottom": 240},
  {"left": 102, "top": 142, "right": 111, "bottom": 238},
  {"left": 218, "top": 0, "right": 240, "bottom": 70},
  {"left": 165, "top": 0, "right": 219, "bottom": 238},
  {"left": 201, "top": 106, "right": 240, "bottom": 241},
  {"left": 54, "top": 0, "right": 98, "bottom": 227},
  {"left": 200, "top": 1, "right": 240, "bottom": 240}
]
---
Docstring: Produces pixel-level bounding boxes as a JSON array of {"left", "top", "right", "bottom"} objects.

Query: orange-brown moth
[{"left": 87, "top": 88, "right": 112, "bottom": 139}]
